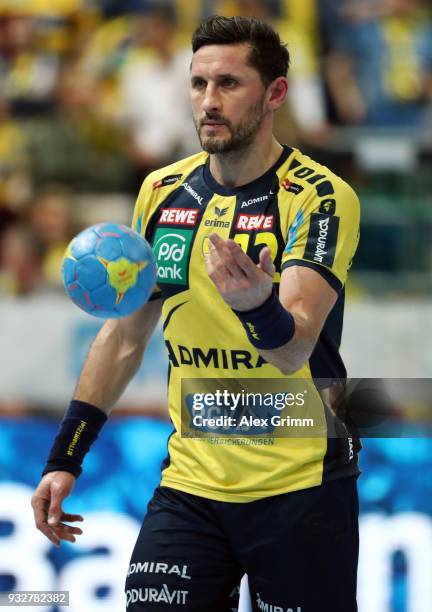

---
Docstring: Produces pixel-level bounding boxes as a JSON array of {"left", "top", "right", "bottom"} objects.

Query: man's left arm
[
  {"left": 205, "top": 178, "right": 360, "bottom": 375},
  {"left": 205, "top": 237, "right": 337, "bottom": 375},
  {"left": 262, "top": 263, "right": 339, "bottom": 375}
]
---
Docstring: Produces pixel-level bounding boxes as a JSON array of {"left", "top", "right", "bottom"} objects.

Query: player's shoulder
[
  {"left": 133, "top": 151, "right": 208, "bottom": 219},
  {"left": 144, "top": 151, "right": 208, "bottom": 189},
  {"left": 285, "top": 148, "right": 360, "bottom": 213}
]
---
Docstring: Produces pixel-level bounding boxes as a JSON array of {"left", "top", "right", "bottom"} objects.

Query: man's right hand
[{"left": 31, "top": 471, "right": 84, "bottom": 547}]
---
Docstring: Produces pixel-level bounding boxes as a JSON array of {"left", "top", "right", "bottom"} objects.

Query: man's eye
[
  {"left": 192, "top": 79, "right": 206, "bottom": 89},
  {"left": 222, "top": 79, "right": 237, "bottom": 88}
]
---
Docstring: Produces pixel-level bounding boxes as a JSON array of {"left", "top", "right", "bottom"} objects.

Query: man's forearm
[
  {"left": 74, "top": 321, "right": 144, "bottom": 412},
  {"left": 74, "top": 300, "right": 162, "bottom": 413},
  {"left": 233, "top": 285, "right": 318, "bottom": 376},
  {"left": 258, "top": 326, "right": 315, "bottom": 376},
  {"left": 41, "top": 300, "right": 161, "bottom": 479}
]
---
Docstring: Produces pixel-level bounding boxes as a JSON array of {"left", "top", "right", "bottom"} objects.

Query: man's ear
[{"left": 266, "top": 76, "right": 288, "bottom": 111}]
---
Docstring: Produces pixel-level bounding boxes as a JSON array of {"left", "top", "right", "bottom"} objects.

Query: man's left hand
[{"left": 205, "top": 233, "right": 275, "bottom": 311}]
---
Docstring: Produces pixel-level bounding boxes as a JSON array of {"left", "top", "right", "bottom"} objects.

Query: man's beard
[{"left": 195, "top": 96, "right": 265, "bottom": 155}]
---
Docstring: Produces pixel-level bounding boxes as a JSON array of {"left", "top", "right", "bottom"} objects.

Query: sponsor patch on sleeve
[
  {"left": 153, "top": 174, "right": 183, "bottom": 189},
  {"left": 318, "top": 198, "right": 336, "bottom": 215},
  {"left": 281, "top": 179, "right": 304, "bottom": 195},
  {"left": 304, "top": 213, "right": 339, "bottom": 267}
]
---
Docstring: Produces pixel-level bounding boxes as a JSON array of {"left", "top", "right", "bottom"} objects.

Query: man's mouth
[{"left": 202, "top": 120, "right": 226, "bottom": 127}]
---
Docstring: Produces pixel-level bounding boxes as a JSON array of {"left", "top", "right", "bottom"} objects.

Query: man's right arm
[
  {"left": 74, "top": 298, "right": 162, "bottom": 413},
  {"left": 31, "top": 298, "right": 162, "bottom": 546}
]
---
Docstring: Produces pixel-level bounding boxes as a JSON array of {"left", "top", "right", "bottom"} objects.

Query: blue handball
[{"left": 62, "top": 223, "right": 157, "bottom": 318}]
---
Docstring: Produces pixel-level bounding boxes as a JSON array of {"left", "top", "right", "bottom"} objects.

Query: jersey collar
[{"left": 202, "top": 145, "right": 293, "bottom": 197}]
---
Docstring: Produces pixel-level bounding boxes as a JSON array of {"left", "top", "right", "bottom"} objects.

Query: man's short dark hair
[{"left": 192, "top": 15, "right": 290, "bottom": 88}]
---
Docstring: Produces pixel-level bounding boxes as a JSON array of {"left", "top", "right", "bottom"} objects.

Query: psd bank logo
[{"left": 153, "top": 228, "right": 193, "bottom": 285}]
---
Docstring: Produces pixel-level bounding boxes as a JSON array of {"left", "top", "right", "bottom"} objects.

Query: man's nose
[{"left": 202, "top": 83, "right": 221, "bottom": 113}]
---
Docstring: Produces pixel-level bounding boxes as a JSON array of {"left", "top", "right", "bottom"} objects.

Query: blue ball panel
[
  {"left": 76, "top": 256, "right": 107, "bottom": 291},
  {"left": 71, "top": 228, "right": 98, "bottom": 259},
  {"left": 91, "top": 284, "right": 118, "bottom": 312},
  {"left": 62, "top": 257, "right": 77, "bottom": 286},
  {"left": 68, "top": 284, "right": 94, "bottom": 313},
  {"left": 95, "top": 236, "right": 123, "bottom": 261},
  {"left": 94, "top": 223, "right": 125, "bottom": 239},
  {"left": 90, "top": 308, "right": 121, "bottom": 319},
  {"left": 116, "top": 285, "right": 148, "bottom": 316},
  {"left": 120, "top": 233, "right": 151, "bottom": 263}
]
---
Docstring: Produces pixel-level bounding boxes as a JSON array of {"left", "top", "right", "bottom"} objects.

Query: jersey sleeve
[
  {"left": 281, "top": 178, "right": 360, "bottom": 292},
  {"left": 131, "top": 175, "right": 162, "bottom": 301}
]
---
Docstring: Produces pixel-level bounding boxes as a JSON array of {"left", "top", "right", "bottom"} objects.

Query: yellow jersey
[{"left": 132, "top": 145, "right": 361, "bottom": 502}]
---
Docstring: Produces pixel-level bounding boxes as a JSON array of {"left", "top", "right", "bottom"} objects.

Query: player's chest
[{"left": 148, "top": 174, "right": 286, "bottom": 295}]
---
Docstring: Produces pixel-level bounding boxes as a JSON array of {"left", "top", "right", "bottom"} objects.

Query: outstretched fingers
[
  {"left": 210, "top": 234, "right": 242, "bottom": 278},
  {"left": 225, "top": 239, "right": 259, "bottom": 277},
  {"left": 32, "top": 494, "right": 84, "bottom": 547},
  {"left": 32, "top": 496, "right": 61, "bottom": 547}
]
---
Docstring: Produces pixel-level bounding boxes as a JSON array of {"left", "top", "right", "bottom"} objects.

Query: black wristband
[
  {"left": 234, "top": 288, "right": 296, "bottom": 350},
  {"left": 42, "top": 400, "right": 107, "bottom": 478}
]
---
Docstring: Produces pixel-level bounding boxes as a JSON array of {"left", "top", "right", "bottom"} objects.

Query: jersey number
[{"left": 233, "top": 232, "right": 280, "bottom": 282}]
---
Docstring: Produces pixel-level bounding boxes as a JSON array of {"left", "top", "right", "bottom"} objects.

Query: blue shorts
[{"left": 125, "top": 476, "right": 359, "bottom": 611}]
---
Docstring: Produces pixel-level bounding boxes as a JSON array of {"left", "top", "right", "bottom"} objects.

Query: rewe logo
[
  {"left": 159, "top": 208, "right": 199, "bottom": 226},
  {"left": 314, "top": 217, "right": 329, "bottom": 263},
  {"left": 153, "top": 228, "right": 193, "bottom": 285},
  {"left": 235, "top": 214, "right": 274, "bottom": 231}
]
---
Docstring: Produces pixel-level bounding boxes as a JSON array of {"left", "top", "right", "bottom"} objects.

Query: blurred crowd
[{"left": 1, "top": 0, "right": 432, "bottom": 295}]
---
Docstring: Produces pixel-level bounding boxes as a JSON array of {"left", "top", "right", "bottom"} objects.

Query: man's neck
[{"left": 208, "top": 137, "right": 284, "bottom": 188}]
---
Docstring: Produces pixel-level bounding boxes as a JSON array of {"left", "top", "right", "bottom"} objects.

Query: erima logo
[
  {"left": 159, "top": 208, "right": 198, "bottom": 226},
  {"left": 182, "top": 182, "right": 204, "bottom": 205},
  {"left": 314, "top": 217, "right": 330, "bottom": 263},
  {"left": 215, "top": 206, "right": 228, "bottom": 217},
  {"left": 205, "top": 206, "right": 230, "bottom": 228},
  {"left": 241, "top": 194, "right": 270, "bottom": 208}
]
